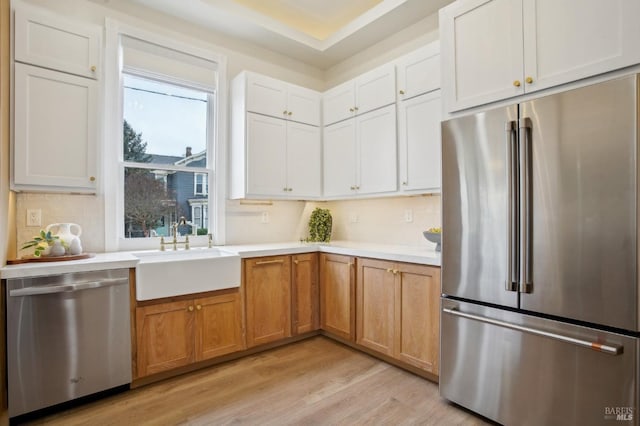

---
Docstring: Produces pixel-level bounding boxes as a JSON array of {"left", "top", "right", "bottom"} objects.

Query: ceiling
[{"left": 122, "top": 0, "right": 453, "bottom": 69}]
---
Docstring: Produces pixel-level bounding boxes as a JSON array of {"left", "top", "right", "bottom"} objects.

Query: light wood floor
[{"left": 20, "top": 337, "right": 491, "bottom": 425}]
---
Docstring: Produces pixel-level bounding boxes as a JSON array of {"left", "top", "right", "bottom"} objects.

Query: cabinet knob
[
  {"left": 386, "top": 268, "right": 393, "bottom": 273},
  {"left": 349, "top": 108, "right": 355, "bottom": 112},
  {"left": 525, "top": 76, "right": 534, "bottom": 84},
  {"left": 354, "top": 106, "right": 359, "bottom": 111},
  {"left": 350, "top": 186, "right": 356, "bottom": 190},
  {"left": 293, "top": 259, "right": 299, "bottom": 265},
  {"left": 90, "top": 65, "right": 96, "bottom": 72},
  {"left": 288, "top": 188, "right": 293, "bottom": 192},
  {"left": 196, "top": 305, "right": 202, "bottom": 311},
  {"left": 89, "top": 176, "right": 96, "bottom": 182},
  {"left": 402, "top": 181, "right": 407, "bottom": 186},
  {"left": 513, "top": 80, "right": 521, "bottom": 87},
  {"left": 283, "top": 187, "right": 288, "bottom": 192},
  {"left": 288, "top": 111, "right": 292, "bottom": 116},
  {"left": 283, "top": 110, "right": 288, "bottom": 115},
  {"left": 188, "top": 306, "right": 194, "bottom": 312},
  {"left": 399, "top": 90, "right": 405, "bottom": 95}
]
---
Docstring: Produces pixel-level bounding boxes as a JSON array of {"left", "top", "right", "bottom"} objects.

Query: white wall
[{"left": 324, "top": 13, "right": 439, "bottom": 89}]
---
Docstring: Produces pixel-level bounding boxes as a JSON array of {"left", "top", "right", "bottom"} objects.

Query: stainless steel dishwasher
[{"left": 6, "top": 268, "right": 132, "bottom": 418}]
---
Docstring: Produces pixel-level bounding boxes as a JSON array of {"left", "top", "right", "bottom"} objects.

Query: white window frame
[
  {"left": 194, "top": 172, "right": 208, "bottom": 196},
  {"left": 103, "top": 20, "right": 227, "bottom": 251}
]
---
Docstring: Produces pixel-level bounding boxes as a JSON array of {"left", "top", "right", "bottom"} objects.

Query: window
[
  {"left": 194, "top": 173, "right": 208, "bottom": 195},
  {"left": 122, "top": 74, "right": 211, "bottom": 238},
  {"left": 105, "top": 24, "right": 226, "bottom": 250}
]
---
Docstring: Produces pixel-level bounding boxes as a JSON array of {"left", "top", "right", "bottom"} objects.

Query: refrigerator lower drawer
[{"left": 440, "top": 299, "right": 638, "bottom": 426}]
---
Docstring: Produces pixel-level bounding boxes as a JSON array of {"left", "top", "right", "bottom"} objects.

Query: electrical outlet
[
  {"left": 27, "top": 209, "right": 42, "bottom": 227},
  {"left": 261, "top": 211, "right": 270, "bottom": 224},
  {"left": 404, "top": 209, "right": 413, "bottom": 223}
]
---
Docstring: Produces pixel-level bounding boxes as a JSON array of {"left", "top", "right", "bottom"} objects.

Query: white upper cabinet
[
  {"left": 12, "top": 4, "right": 101, "bottom": 192},
  {"left": 440, "top": 0, "right": 640, "bottom": 112},
  {"left": 398, "top": 91, "right": 442, "bottom": 193},
  {"left": 323, "top": 105, "right": 397, "bottom": 198},
  {"left": 14, "top": 63, "right": 98, "bottom": 190},
  {"left": 232, "top": 112, "right": 321, "bottom": 200},
  {"left": 322, "top": 63, "right": 396, "bottom": 126},
  {"left": 244, "top": 72, "right": 321, "bottom": 126},
  {"left": 396, "top": 42, "right": 440, "bottom": 100},
  {"left": 521, "top": 0, "right": 640, "bottom": 93},
  {"left": 14, "top": 5, "right": 100, "bottom": 79}
]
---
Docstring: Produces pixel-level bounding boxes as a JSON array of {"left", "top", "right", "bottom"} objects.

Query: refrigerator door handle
[
  {"left": 518, "top": 117, "right": 533, "bottom": 293},
  {"left": 443, "top": 307, "right": 623, "bottom": 355},
  {"left": 505, "top": 121, "right": 518, "bottom": 291}
]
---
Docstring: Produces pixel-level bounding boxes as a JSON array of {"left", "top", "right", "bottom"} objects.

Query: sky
[{"left": 123, "top": 74, "right": 208, "bottom": 159}]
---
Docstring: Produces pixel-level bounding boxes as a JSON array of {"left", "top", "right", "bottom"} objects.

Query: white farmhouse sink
[{"left": 133, "top": 247, "right": 241, "bottom": 301}]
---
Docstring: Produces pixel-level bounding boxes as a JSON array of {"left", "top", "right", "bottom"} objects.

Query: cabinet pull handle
[
  {"left": 90, "top": 65, "right": 96, "bottom": 72},
  {"left": 255, "top": 259, "right": 284, "bottom": 265},
  {"left": 399, "top": 90, "right": 405, "bottom": 95},
  {"left": 525, "top": 76, "right": 533, "bottom": 84},
  {"left": 293, "top": 259, "right": 299, "bottom": 265},
  {"left": 386, "top": 268, "right": 393, "bottom": 273},
  {"left": 196, "top": 304, "right": 202, "bottom": 310},
  {"left": 187, "top": 306, "right": 194, "bottom": 312},
  {"left": 513, "top": 80, "right": 521, "bottom": 87},
  {"left": 393, "top": 269, "right": 399, "bottom": 275}
]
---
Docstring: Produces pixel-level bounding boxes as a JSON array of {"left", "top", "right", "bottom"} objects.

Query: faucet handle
[{"left": 208, "top": 233, "right": 213, "bottom": 248}]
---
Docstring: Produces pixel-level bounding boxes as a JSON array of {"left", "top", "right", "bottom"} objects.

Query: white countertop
[{"left": 1, "top": 241, "right": 440, "bottom": 279}]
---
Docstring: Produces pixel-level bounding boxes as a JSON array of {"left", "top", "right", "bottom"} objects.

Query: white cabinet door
[
  {"left": 323, "top": 120, "right": 357, "bottom": 197},
  {"left": 286, "top": 122, "right": 321, "bottom": 198},
  {"left": 522, "top": 0, "right": 640, "bottom": 93},
  {"left": 355, "top": 63, "right": 396, "bottom": 116},
  {"left": 357, "top": 105, "right": 397, "bottom": 195},
  {"left": 440, "top": 0, "right": 524, "bottom": 112},
  {"left": 396, "top": 43, "right": 440, "bottom": 100},
  {"left": 323, "top": 81, "right": 355, "bottom": 126},
  {"left": 246, "top": 73, "right": 288, "bottom": 120},
  {"left": 287, "top": 84, "right": 321, "bottom": 126},
  {"left": 14, "top": 63, "right": 97, "bottom": 190},
  {"left": 398, "top": 91, "right": 442, "bottom": 193},
  {"left": 246, "top": 113, "right": 287, "bottom": 196},
  {"left": 14, "top": 6, "right": 100, "bottom": 79}
]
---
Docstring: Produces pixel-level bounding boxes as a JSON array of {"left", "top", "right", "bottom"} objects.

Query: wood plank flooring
[{"left": 19, "top": 337, "right": 491, "bottom": 425}]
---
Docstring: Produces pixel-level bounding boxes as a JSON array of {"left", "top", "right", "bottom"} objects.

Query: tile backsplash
[
  {"left": 15, "top": 192, "right": 441, "bottom": 254},
  {"left": 16, "top": 193, "right": 104, "bottom": 256}
]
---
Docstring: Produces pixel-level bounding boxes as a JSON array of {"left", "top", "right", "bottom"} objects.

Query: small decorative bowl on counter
[{"left": 423, "top": 228, "right": 441, "bottom": 252}]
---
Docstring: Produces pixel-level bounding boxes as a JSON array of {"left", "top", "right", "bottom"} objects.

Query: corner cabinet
[
  {"left": 292, "top": 253, "right": 319, "bottom": 335},
  {"left": 12, "top": 4, "right": 100, "bottom": 192},
  {"left": 135, "top": 290, "right": 244, "bottom": 378},
  {"left": 356, "top": 258, "right": 440, "bottom": 375},
  {"left": 323, "top": 104, "right": 397, "bottom": 198},
  {"left": 440, "top": 0, "right": 640, "bottom": 112},
  {"left": 319, "top": 253, "right": 356, "bottom": 341},
  {"left": 230, "top": 72, "right": 322, "bottom": 200}
]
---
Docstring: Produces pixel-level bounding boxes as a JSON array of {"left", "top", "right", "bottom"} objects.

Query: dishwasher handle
[
  {"left": 9, "top": 277, "right": 129, "bottom": 297},
  {"left": 443, "top": 307, "right": 623, "bottom": 356}
]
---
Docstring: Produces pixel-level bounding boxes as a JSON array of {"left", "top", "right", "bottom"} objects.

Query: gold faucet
[{"left": 159, "top": 216, "right": 190, "bottom": 251}]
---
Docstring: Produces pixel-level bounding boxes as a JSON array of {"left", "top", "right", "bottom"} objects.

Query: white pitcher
[{"left": 45, "top": 223, "right": 82, "bottom": 254}]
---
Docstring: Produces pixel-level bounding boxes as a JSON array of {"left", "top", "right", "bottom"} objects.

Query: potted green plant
[{"left": 308, "top": 208, "right": 332, "bottom": 243}]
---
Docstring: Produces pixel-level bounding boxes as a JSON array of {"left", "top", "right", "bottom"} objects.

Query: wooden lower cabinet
[
  {"left": 136, "top": 290, "right": 244, "bottom": 378},
  {"left": 319, "top": 253, "right": 355, "bottom": 341},
  {"left": 195, "top": 293, "right": 245, "bottom": 361},
  {"left": 244, "top": 256, "right": 292, "bottom": 347},
  {"left": 356, "top": 257, "right": 440, "bottom": 375},
  {"left": 292, "top": 253, "right": 319, "bottom": 335}
]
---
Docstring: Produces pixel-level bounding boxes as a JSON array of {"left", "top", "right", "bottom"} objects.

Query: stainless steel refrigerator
[{"left": 441, "top": 74, "right": 639, "bottom": 425}]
